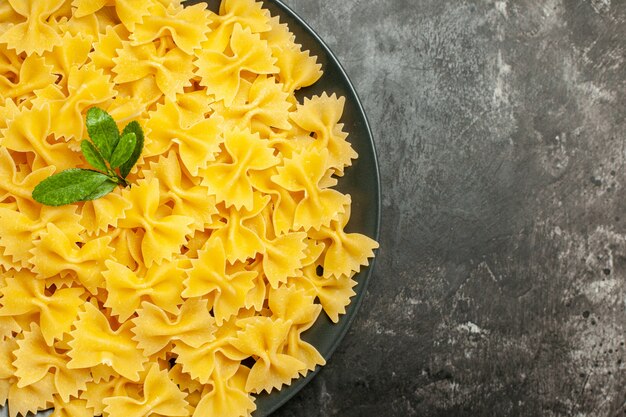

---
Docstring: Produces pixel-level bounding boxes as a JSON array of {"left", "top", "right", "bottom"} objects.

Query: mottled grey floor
[{"left": 276, "top": 0, "right": 626, "bottom": 416}]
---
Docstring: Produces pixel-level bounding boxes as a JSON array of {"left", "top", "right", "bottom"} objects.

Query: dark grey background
[{"left": 276, "top": 0, "right": 626, "bottom": 416}]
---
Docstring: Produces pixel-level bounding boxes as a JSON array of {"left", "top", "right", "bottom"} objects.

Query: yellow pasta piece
[
  {"left": 295, "top": 265, "right": 359, "bottom": 323},
  {"left": 70, "top": 0, "right": 107, "bottom": 18},
  {"left": 249, "top": 165, "right": 299, "bottom": 235},
  {"left": 0, "top": 380, "right": 8, "bottom": 409},
  {"left": 67, "top": 302, "right": 147, "bottom": 381},
  {"left": 0, "top": 203, "right": 82, "bottom": 269},
  {"left": 105, "top": 228, "right": 143, "bottom": 273},
  {"left": 2, "top": 104, "right": 83, "bottom": 170},
  {"left": 173, "top": 89, "right": 216, "bottom": 128},
  {"left": 212, "top": 75, "right": 293, "bottom": 138},
  {"left": 0, "top": 54, "right": 56, "bottom": 103},
  {"left": 0, "top": 315, "right": 19, "bottom": 341},
  {"left": 0, "top": 351, "right": 12, "bottom": 407},
  {"left": 79, "top": 188, "right": 132, "bottom": 234},
  {"left": 243, "top": 258, "right": 268, "bottom": 311},
  {"left": 192, "top": 364, "right": 256, "bottom": 417},
  {"left": 0, "top": 338, "right": 17, "bottom": 381},
  {"left": 103, "top": 363, "right": 189, "bottom": 417},
  {"left": 144, "top": 101, "right": 224, "bottom": 176},
  {"left": 272, "top": 148, "right": 350, "bottom": 231},
  {"left": 50, "top": 397, "right": 93, "bottom": 417},
  {"left": 302, "top": 237, "right": 326, "bottom": 267},
  {"left": 131, "top": 298, "right": 216, "bottom": 356},
  {"left": 172, "top": 315, "right": 246, "bottom": 385},
  {"left": 269, "top": 285, "right": 325, "bottom": 375},
  {"left": 229, "top": 316, "right": 305, "bottom": 393},
  {"left": 130, "top": 1, "right": 213, "bottom": 55},
  {"left": 31, "top": 224, "right": 113, "bottom": 294},
  {"left": 290, "top": 93, "right": 358, "bottom": 175},
  {"left": 90, "top": 24, "right": 128, "bottom": 77},
  {"left": 196, "top": 23, "right": 278, "bottom": 106},
  {"left": 203, "top": 0, "right": 271, "bottom": 52},
  {"left": 14, "top": 323, "right": 91, "bottom": 403},
  {"left": 48, "top": 0, "right": 73, "bottom": 22},
  {"left": 269, "top": 284, "right": 320, "bottom": 329},
  {"left": 262, "top": 231, "right": 307, "bottom": 288},
  {"left": 262, "top": 15, "right": 294, "bottom": 51},
  {"left": 7, "top": 372, "right": 55, "bottom": 417},
  {"left": 202, "top": 128, "right": 279, "bottom": 210},
  {"left": 309, "top": 204, "right": 380, "bottom": 278},
  {"left": 0, "top": 2, "right": 21, "bottom": 34},
  {"left": 145, "top": 151, "right": 218, "bottom": 230},
  {"left": 113, "top": 39, "right": 194, "bottom": 101},
  {"left": 209, "top": 193, "right": 270, "bottom": 263},
  {"left": 0, "top": 0, "right": 65, "bottom": 55},
  {"left": 80, "top": 376, "right": 137, "bottom": 416},
  {"left": 168, "top": 363, "right": 203, "bottom": 395},
  {"left": 0, "top": 44, "right": 21, "bottom": 84},
  {"left": 43, "top": 32, "right": 93, "bottom": 84},
  {"left": 119, "top": 179, "right": 194, "bottom": 267},
  {"left": 183, "top": 237, "right": 257, "bottom": 324},
  {"left": 102, "top": 259, "right": 184, "bottom": 322},
  {"left": 72, "top": 0, "right": 152, "bottom": 31},
  {"left": 47, "top": 64, "right": 116, "bottom": 144},
  {"left": 56, "top": 8, "right": 102, "bottom": 41},
  {"left": 266, "top": 22, "right": 322, "bottom": 94},
  {"left": 0, "top": 272, "right": 84, "bottom": 346},
  {"left": 0, "top": 98, "right": 20, "bottom": 130},
  {"left": 0, "top": 149, "right": 26, "bottom": 203}
]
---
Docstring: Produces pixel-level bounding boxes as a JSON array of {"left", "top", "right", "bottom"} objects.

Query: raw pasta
[{"left": 0, "top": 0, "right": 379, "bottom": 416}]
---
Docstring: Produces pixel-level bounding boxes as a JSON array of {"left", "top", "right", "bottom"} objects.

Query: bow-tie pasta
[{"left": 0, "top": 0, "right": 379, "bottom": 416}]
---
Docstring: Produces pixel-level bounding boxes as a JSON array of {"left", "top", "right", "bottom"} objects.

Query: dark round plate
[{"left": 0, "top": 1, "right": 380, "bottom": 417}]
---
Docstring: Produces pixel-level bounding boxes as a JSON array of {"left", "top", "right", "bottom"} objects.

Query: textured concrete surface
[{"left": 276, "top": 0, "right": 626, "bottom": 416}]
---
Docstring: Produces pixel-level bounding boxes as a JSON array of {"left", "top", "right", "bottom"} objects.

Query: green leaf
[
  {"left": 109, "top": 132, "right": 136, "bottom": 169},
  {"left": 80, "top": 179, "right": 117, "bottom": 201},
  {"left": 32, "top": 169, "right": 110, "bottom": 206},
  {"left": 81, "top": 140, "right": 109, "bottom": 173},
  {"left": 86, "top": 107, "right": 119, "bottom": 160},
  {"left": 33, "top": 110, "right": 145, "bottom": 206},
  {"left": 119, "top": 121, "right": 144, "bottom": 178}
]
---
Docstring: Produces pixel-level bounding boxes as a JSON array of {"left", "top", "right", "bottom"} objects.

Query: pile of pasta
[{"left": 0, "top": 0, "right": 378, "bottom": 416}]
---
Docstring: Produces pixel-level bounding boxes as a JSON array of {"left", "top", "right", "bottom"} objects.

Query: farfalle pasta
[
  {"left": 144, "top": 101, "right": 223, "bottom": 175},
  {"left": 196, "top": 23, "right": 278, "bottom": 106},
  {"left": 0, "top": 0, "right": 65, "bottom": 55},
  {"left": 0, "top": 273, "right": 85, "bottom": 345},
  {"left": 0, "top": 1, "right": 378, "bottom": 416}
]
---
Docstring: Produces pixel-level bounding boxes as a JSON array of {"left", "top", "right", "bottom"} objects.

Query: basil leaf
[
  {"left": 86, "top": 107, "right": 119, "bottom": 160},
  {"left": 80, "top": 179, "right": 117, "bottom": 201},
  {"left": 32, "top": 169, "right": 110, "bottom": 206},
  {"left": 109, "top": 132, "right": 136, "bottom": 169},
  {"left": 119, "top": 121, "right": 144, "bottom": 178},
  {"left": 81, "top": 140, "right": 109, "bottom": 173},
  {"left": 33, "top": 109, "right": 145, "bottom": 206}
]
